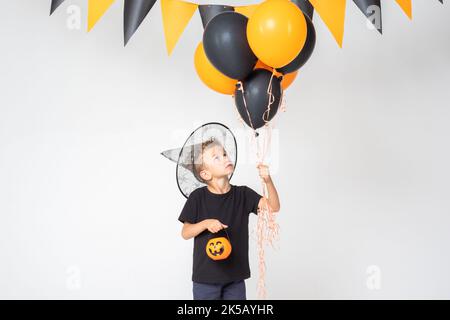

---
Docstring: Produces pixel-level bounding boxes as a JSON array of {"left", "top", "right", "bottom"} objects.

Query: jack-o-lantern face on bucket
[{"left": 206, "top": 237, "right": 232, "bottom": 260}]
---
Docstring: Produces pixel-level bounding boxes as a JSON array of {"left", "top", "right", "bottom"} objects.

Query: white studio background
[{"left": 0, "top": 0, "right": 449, "bottom": 299}]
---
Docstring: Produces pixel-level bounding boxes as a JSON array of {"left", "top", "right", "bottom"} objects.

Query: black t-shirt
[{"left": 178, "top": 184, "right": 263, "bottom": 284}]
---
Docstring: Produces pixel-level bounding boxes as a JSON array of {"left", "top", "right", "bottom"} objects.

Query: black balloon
[
  {"left": 234, "top": 69, "right": 282, "bottom": 130},
  {"left": 276, "top": 12, "right": 316, "bottom": 75},
  {"left": 290, "top": 0, "right": 314, "bottom": 19},
  {"left": 203, "top": 12, "right": 257, "bottom": 80}
]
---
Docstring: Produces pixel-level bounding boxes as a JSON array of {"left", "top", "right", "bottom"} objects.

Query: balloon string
[
  {"left": 235, "top": 76, "right": 282, "bottom": 299},
  {"left": 236, "top": 81, "right": 257, "bottom": 134},
  {"left": 262, "top": 72, "right": 276, "bottom": 124},
  {"left": 254, "top": 125, "right": 280, "bottom": 300},
  {"left": 280, "top": 91, "right": 287, "bottom": 113}
]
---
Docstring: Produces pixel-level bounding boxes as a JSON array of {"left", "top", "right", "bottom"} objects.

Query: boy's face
[{"left": 199, "top": 144, "right": 234, "bottom": 182}]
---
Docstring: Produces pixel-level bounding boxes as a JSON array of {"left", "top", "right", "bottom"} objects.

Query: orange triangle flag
[
  {"left": 235, "top": 5, "right": 258, "bottom": 18},
  {"left": 161, "top": 0, "right": 198, "bottom": 55},
  {"left": 309, "top": 0, "right": 346, "bottom": 48},
  {"left": 395, "top": 0, "right": 412, "bottom": 19},
  {"left": 88, "top": 0, "right": 115, "bottom": 32}
]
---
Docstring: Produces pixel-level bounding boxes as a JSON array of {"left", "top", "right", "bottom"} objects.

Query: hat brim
[{"left": 176, "top": 122, "right": 237, "bottom": 199}]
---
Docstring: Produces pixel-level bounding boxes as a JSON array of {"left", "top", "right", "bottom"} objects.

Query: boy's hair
[{"left": 194, "top": 138, "right": 224, "bottom": 183}]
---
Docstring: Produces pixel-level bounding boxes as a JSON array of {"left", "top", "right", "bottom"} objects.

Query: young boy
[{"left": 178, "top": 139, "right": 280, "bottom": 300}]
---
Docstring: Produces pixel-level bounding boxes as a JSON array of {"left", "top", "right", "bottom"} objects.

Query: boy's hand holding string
[{"left": 257, "top": 163, "right": 280, "bottom": 213}]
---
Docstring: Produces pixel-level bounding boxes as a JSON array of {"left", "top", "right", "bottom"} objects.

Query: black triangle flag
[
  {"left": 124, "top": 0, "right": 157, "bottom": 46},
  {"left": 290, "top": 0, "right": 314, "bottom": 20},
  {"left": 199, "top": 5, "right": 234, "bottom": 29},
  {"left": 353, "top": 0, "right": 382, "bottom": 34},
  {"left": 50, "top": 0, "right": 66, "bottom": 15}
]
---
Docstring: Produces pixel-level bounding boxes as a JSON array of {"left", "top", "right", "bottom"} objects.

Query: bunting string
[{"left": 50, "top": 0, "right": 445, "bottom": 53}]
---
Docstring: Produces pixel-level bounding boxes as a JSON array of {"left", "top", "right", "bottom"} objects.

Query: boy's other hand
[
  {"left": 203, "top": 219, "right": 228, "bottom": 233},
  {"left": 257, "top": 163, "right": 271, "bottom": 182}
]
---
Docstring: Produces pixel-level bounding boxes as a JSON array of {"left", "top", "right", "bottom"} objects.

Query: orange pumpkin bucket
[{"left": 206, "top": 229, "right": 232, "bottom": 261}]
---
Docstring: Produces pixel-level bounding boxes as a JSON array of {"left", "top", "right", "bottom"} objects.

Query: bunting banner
[
  {"left": 87, "top": 0, "right": 115, "bottom": 32},
  {"left": 124, "top": 0, "right": 157, "bottom": 45},
  {"left": 309, "top": 0, "right": 346, "bottom": 47},
  {"left": 50, "top": 0, "right": 445, "bottom": 50},
  {"left": 395, "top": 0, "right": 412, "bottom": 19},
  {"left": 161, "top": 0, "right": 198, "bottom": 54},
  {"left": 50, "top": 0, "right": 66, "bottom": 15},
  {"left": 198, "top": 5, "right": 234, "bottom": 28},
  {"left": 353, "top": 0, "right": 382, "bottom": 33}
]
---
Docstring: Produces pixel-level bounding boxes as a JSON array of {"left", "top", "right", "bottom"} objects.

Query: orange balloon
[
  {"left": 280, "top": 71, "right": 298, "bottom": 90},
  {"left": 247, "top": 0, "right": 307, "bottom": 68},
  {"left": 254, "top": 60, "right": 298, "bottom": 90},
  {"left": 254, "top": 60, "right": 282, "bottom": 77},
  {"left": 194, "top": 42, "right": 237, "bottom": 95}
]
